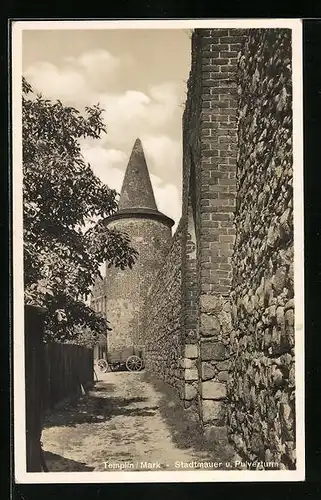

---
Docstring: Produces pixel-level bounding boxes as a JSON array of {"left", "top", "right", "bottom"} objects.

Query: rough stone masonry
[
  {"left": 93, "top": 28, "right": 295, "bottom": 470},
  {"left": 228, "top": 29, "right": 295, "bottom": 469}
]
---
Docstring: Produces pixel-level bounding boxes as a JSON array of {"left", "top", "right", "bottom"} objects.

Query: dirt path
[{"left": 41, "top": 371, "right": 237, "bottom": 472}]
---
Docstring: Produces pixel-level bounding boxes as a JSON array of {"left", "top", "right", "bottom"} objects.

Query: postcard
[{"left": 12, "top": 18, "right": 304, "bottom": 483}]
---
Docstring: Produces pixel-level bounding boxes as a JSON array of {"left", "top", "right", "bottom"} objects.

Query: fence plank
[{"left": 25, "top": 305, "right": 46, "bottom": 472}]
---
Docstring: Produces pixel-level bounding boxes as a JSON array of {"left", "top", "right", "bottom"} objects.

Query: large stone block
[
  {"left": 284, "top": 299, "right": 294, "bottom": 310},
  {"left": 202, "top": 380, "right": 227, "bottom": 399},
  {"left": 200, "top": 313, "right": 221, "bottom": 337},
  {"left": 202, "top": 400, "right": 226, "bottom": 424},
  {"left": 200, "top": 342, "right": 227, "bottom": 361},
  {"left": 285, "top": 309, "right": 294, "bottom": 326},
  {"left": 218, "top": 310, "right": 232, "bottom": 334},
  {"left": 276, "top": 306, "right": 285, "bottom": 326},
  {"left": 184, "top": 344, "right": 198, "bottom": 359},
  {"left": 180, "top": 357, "right": 196, "bottom": 369},
  {"left": 203, "top": 424, "right": 229, "bottom": 444},
  {"left": 216, "top": 360, "right": 229, "bottom": 371},
  {"left": 184, "top": 382, "right": 198, "bottom": 400},
  {"left": 200, "top": 294, "right": 223, "bottom": 313},
  {"left": 201, "top": 362, "right": 216, "bottom": 380},
  {"left": 217, "top": 370, "right": 228, "bottom": 382},
  {"left": 185, "top": 368, "right": 198, "bottom": 381}
]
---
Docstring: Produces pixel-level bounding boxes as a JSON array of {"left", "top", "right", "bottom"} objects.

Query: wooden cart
[{"left": 96, "top": 346, "right": 144, "bottom": 373}]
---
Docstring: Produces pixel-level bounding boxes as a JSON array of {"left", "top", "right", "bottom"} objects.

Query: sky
[{"left": 22, "top": 29, "right": 192, "bottom": 228}]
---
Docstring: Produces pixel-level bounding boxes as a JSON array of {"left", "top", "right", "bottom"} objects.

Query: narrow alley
[{"left": 41, "top": 371, "right": 237, "bottom": 472}]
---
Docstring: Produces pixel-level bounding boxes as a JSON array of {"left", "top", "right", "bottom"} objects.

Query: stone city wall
[
  {"left": 227, "top": 28, "right": 295, "bottom": 469},
  {"left": 138, "top": 220, "right": 184, "bottom": 392}
]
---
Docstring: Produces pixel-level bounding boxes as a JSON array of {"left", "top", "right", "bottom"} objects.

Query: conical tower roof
[
  {"left": 104, "top": 138, "right": 174, "bottom": 229},
  {"left": 118, "top": 138, "right": 158, "bottom": 211}
]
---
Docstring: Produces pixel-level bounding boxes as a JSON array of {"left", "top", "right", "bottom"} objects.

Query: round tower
[{"left": 104, "top": 138, "right": 174, "bottom": 353}]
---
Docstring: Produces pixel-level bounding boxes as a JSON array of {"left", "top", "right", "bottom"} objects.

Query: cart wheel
[
  {"left": 126, "top": 355, "right": 143, "bottom": 372},
  {"left": 97, "top": 359, "right": 108, "bottom": 373}
]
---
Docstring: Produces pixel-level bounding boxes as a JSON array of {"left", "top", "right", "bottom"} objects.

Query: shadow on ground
[
  {"left": 43, "top": 451, "right": 95, "bottom": 472},
  {"left": 43, "top": 380, "right": 158, "bottom": 429},
  {"left": 141, "top": 371, "right": 236, "bottom": 463},
  {"left": 90, "top": 383, "right": 116, "bottom": 393}
]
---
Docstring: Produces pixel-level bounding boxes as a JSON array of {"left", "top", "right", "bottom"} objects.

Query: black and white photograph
[{"left": 12, "top": 19, "right": 304, "bottom": 483}]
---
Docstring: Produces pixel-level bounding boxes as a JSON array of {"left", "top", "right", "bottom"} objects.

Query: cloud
[
  {"left": 78, "top": 49, "right": 120, "bottom": 74},
  {"left": 80, "top": 141, "right": 125, "bottom": 193},
  {"left": 25, "top": 61, "right": 88, "bottom": 101},
  {"left": 24, "top": 52, "right": 184, "bottom": 227},
  {"left": 148, "top": 81, "right": 182, "bottom": 105},
  {"left": 25, "top": 56, "right": 182, "bottom": 141},
  {"left": 150, "top": 174, "right": 182, "bottom": 229},
  {"left": 25, "top": 49, "right": 123, "bottom": 103},
  {"left": 25, "top": 59, "right": 181, "bottom": 140},
  {"left": 96, "top": 84, "right": 182, "bottom": 149},
  {"left": 65, "top": 49, "right": 121, "bottom": 87},
  {"left": 98, "top": 90, "right": 152, "bottom": 145},
  {"left": 141, "top": 134, "right": 180, "bottom": 171}
]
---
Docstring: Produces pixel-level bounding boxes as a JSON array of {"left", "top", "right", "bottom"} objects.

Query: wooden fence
[
  {"left": 42, "top": 342, "right": 94, "bottom": 411},
  {"left": 24, "top": 305, "right": 94, "bottom": 472}
]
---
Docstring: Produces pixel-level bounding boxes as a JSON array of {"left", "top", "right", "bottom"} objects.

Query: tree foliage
[
  {"left": 22, "top": 77, "right": 137, "bottom": 341},
  {"left": 63, "top": 326, "right": 105, "bottom": 349}
]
